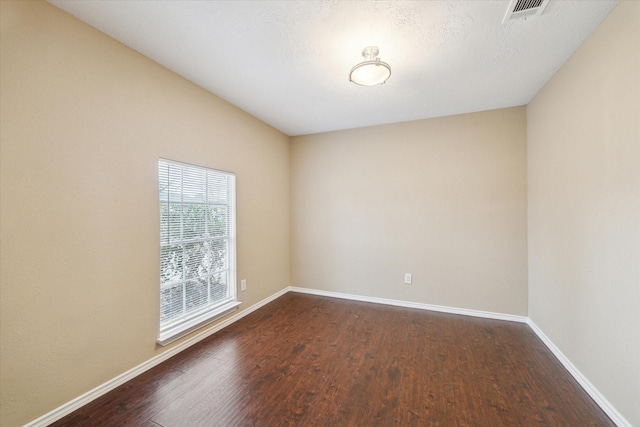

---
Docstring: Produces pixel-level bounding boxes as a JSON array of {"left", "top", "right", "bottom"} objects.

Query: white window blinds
[{"left": 158, "top": 159, "right": 238, "bottom": 345}]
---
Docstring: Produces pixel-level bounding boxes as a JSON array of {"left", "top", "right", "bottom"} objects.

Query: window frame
[{"left": 157, "top": 158, "right": 239, "bottom": 346}]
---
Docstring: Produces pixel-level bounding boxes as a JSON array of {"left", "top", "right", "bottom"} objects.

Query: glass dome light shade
[{"left": 349, "top": 46, "right": 391, "bottom": 86}]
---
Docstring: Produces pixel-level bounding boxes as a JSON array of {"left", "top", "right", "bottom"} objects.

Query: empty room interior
[{"left": 1, "top": 0, "right": 638, "bottom": 426}]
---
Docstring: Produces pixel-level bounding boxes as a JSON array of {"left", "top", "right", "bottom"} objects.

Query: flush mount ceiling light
[{"left": 349, "top": 46, "right": 391, "bottom": 86}]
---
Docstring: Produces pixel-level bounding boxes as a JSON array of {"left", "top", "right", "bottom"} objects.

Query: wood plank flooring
[{"left": 50, "top": 293, "right": 614, "bottom": 426}]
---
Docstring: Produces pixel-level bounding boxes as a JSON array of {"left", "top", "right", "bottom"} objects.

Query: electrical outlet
[
  {"left": 404, "top": 273, "right": 412, "bottom": 284},
  {"left": 241, "top": 279, "right": 247, "bottom": 291}
]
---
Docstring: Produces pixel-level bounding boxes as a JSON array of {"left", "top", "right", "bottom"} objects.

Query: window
[{"left": 157, "top": 159, "right": 238, "bottom": 345}]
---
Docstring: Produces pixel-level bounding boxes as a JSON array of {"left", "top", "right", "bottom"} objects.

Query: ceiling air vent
[{"left": 502, "top": 0, "right": 551, "bottom": 24}]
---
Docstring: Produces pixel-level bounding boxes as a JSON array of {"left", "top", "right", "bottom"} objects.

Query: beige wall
[
  {"left": 291, "top": 108, "right": 528, "bottom": 316},
  {"left": 527, "top": 1, "right": 639, "bottom": 425},
  {"left": 0, "top": 1, "right": 290, "bottom": 426}
]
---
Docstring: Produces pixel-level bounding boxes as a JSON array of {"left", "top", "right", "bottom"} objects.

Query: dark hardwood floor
[{"left": 50, "top": 293, "right": 614, "bottom": 426}]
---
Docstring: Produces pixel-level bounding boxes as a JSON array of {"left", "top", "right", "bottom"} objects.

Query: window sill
[{"left": 157, "top": 300, "right": 241, "bottom": 346}]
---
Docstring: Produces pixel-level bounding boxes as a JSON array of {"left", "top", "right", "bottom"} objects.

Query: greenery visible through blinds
[{"left": 158, "top": 159, "right": 235, "bottom": 333}]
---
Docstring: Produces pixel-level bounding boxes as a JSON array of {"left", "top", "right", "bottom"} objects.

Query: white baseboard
[
  {"left": 526, "top": 319, "right": 631, "bottom": 427},
  {"left": 26, "top": 286, "right": 629, "bottom": 427},
  {"left": 288, "top": 286, "right": 529, "bottom": 323},
  {"left": 24, "top": 287, "right": 290, "bottom": 427}
]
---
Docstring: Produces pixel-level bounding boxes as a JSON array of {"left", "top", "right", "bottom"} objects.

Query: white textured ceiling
[{"left": 48, "top": 0, "right": 619, "bottom": 136}]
